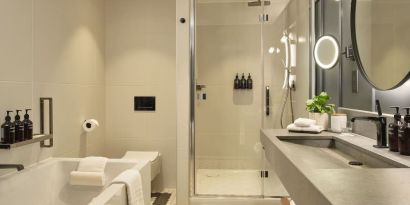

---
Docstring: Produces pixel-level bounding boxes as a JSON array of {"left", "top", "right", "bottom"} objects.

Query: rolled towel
[
  {"left": 287, "top": 123, "right": 324, "bottom": 134},
  {"left": 77, "top": 156, "right": 108, "bottom": 173},
  {"left": 70, "top": 171, "right": 105, "bottom": 186},
  {"left": 111, "top": 169, "right": 144, "bottom": 205},
  {"left": 294, "top": 118, "right": 316, "bottom": 127},
  {"left": 69, "top": 157, "right": 108, "bottom": 187}
]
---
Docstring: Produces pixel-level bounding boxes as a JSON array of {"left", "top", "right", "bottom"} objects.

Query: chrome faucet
[
  {"left": 351, "top": 100, "right": 388, "bottom": 148},
  {"left": 0, "top": 164, "right": 24, "bottom": 171}
]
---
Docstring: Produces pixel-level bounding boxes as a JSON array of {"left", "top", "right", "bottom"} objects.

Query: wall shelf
[
  {"left": 0, "top": 134, "right": 53, "bottom": 149},
  {"left": 0, "top": 97, "right": 54, "bottom": 150}
]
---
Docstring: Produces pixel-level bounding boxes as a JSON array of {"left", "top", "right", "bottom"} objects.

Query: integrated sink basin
[
  {"left": 278, "top": 136, "right": 406, "bottom": 169},
  {"left": 261, "top": 129, "right": 410, "bottom": 205}
]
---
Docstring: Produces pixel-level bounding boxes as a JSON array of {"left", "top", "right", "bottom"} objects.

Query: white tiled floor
[{"left": 196, "top": 169, "right": 263, "bottom": 196}]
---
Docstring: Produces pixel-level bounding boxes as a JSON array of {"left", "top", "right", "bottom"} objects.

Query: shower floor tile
[{"left": 196, "top": 169, "right": 262, "bottom": 196}]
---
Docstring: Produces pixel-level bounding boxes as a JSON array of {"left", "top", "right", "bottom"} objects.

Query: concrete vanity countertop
[{"left": 261, "top": 129, "right": 410, "bottom": 205}]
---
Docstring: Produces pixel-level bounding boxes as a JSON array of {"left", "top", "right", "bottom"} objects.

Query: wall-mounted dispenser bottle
[
  {"left": 1, "top": 111, "right": 15, "bottom": 144},
  {"left": 23, "top": 109, "right": 33, "bottom": 140},
  {"left": 14, "top": 110, "right": 24, "bottom": 142},
  {"left": 234, "top": 73, "right": 240, "bottom": 89},
  {"left": 388, "top": 106, "right": 401, "bottom": 152},
  {"left": 399, "top": 107, "right": 410, "bottom": 156},
  {"left": 246, "top": 73, "right": 253, "bottom": 89},
  {"left": 240, "top": 73, "right": 246, "bottom": 89}
]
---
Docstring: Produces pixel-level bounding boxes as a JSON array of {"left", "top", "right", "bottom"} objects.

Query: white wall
[{"left": 104, "top": 0, "right": 177, "bottom": 190}]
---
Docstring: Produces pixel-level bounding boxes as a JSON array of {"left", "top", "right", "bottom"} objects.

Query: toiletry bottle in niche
[
  {"left": 399, "top": 107, "right": 410, "bottom": 156},
  {"left": 13, "top": 110, "right": 24, "bottom": 142},
  {"left": 234, "top": 74, "right": 240, "bottom": 89},
  {"left": 1, "top": 111, "right": 15, "bottom": 144},
  {"left": 23, "top": 109, "right": 33, "bottom": 140},
  {"left": 246, "top": 73, "right": 253, "bottom": 89},
  {"left": 388, "top": 106, "right": 401, "bottom": 152},
  {"left": 240, "top": 73, "right": 246, "bottom": 89}
]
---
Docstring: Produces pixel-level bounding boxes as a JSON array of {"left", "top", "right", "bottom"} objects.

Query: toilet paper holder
[{"left": 83, "top": 119, "right": 99, "bottom": 132}]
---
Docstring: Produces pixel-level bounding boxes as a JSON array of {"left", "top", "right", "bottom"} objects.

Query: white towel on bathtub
[
  {"left": 77, "top": 156, "right": 108, "bottom": 173},
  {"left": 70, "top": 171, "right": 105, "bottom": 186},
  {"left": 111, "top": 169, "right": 144, "bottom": 205},
  {"left": 70, "top": 157, "right": 108, "bottom": 187}
]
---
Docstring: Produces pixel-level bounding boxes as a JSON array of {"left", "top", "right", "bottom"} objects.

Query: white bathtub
[{"left": 0, "top": 158, "right": 151, "bottom": 205}]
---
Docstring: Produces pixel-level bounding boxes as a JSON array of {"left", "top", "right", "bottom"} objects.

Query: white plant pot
[{"left": 309, "top": 112, "right": 329, "bottom": 130}]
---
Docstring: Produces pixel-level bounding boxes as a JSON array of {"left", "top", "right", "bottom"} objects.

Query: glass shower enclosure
[{"left": 191, "top": 0, "right": 289, "bottom": 198}]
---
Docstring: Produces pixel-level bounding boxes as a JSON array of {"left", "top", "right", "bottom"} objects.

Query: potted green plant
[{"left": 306, "top": 92, "right": 335, "bottom": 129}]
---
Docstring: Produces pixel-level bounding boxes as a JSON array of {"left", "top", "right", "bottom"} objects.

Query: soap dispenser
[
  {"left": 388, "top": 106, "right": 401, "bottom": 152},
  {"left": 13, "top": 110, "right": 24, "bottom": 142},
  {"left": 246, "top": 73, "right": 253, "bottom": 89},
  {"left": 399, "top": 107, "right": 410, "bottom": 156},
  {"left": 1, "top": 111, "right": 15, "bottom": 144},
  {"left": 240, "top": 73, "right": 246, "bottom": 89},
  {"left": 234, "top": 74, "right": 240, "bottom": 89},
  {"left": 23, "top": 109, "right": 33, "bottom": 140}
]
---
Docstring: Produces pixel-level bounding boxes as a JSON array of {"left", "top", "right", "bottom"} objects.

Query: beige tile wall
[
  {"left": 264, "top": 0, "right": 310, "bottom": 129},
  {"left": 0, "top": 0, "right": 106, "bottom": 170},
  {"left": 33, "top": 0, "right": 106, "bottom": 157},
  {"left": 104, "top": 0, "right": 177, "bottom": 190}
]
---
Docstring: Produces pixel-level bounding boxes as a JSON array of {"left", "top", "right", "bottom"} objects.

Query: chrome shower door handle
[{"left": 266, "top": 86, "right": 270, "bottom": 116}]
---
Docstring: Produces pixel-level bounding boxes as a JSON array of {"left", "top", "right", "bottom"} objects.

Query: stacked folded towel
[
  {"left": 287, "top": 118, "right": 324, "bottom": 133},
  {"left": 110, "top": 166, "right": 144, "bottom": 205},
  {"left": 70, "top": 156, "right": 108, "bottom": 187}
]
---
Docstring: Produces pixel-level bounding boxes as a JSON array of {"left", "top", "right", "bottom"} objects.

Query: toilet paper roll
[{"left": 83, "top": 119, "right": 99, "bottom": 132}]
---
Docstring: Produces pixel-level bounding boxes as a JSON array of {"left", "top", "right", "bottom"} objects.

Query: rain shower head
[{"left": 248, "top": 0, "right": 271, "bottom": 6}]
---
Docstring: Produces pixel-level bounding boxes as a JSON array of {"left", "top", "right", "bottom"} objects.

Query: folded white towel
[
  {"left": 77, "top": 156, "right": 108, "bottom": 173},
  {"left": 287, "top": 123, "right": 324, "bottom": 133},
  {"left": 294, "top": 118, "right": 316, "bottom": 127},
  {"left": 111, "top": 169, "right": 144, "bottom": 205},
  {"left": 70, "top": 171, "right": 105, "bottom": 186}
]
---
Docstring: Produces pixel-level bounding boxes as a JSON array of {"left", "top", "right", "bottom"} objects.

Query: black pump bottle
[
  {"left": 14, "top": 110, "right": 24, "bottom": 142},
  {"left": 246, "top": 73, "right": 253, "bottom": 89},
  {"left": 1, "top": 111, "right": 15, "bottom": 144},
  {"left": 240, "top": 73, "right": 246, "bottom": 89},
  {"left": 399, "top": 107, "right": 410, "bottom": 156},
  {"left": 23, "top": 109, "right": 33, "bottom": 140},
  {"left": 234, "top": 74, "right": 240, "bottom": 89},
  {"left": 388, "top": 106, "right": 401, "bottom": 152}
]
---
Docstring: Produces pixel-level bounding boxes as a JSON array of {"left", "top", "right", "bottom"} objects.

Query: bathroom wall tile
[
  {"left": 31, "top": 0, "right": 106, "bottom": 158},
  {"left": 196, "top": 25, "right": 261, "bottom": 86},
  {"left": 0, "top": 82, "right": 33, "bottom": 120},
  {"left": 105, "top": 0, "right": 177, "bottom": 190},
  {"left": 33, "top": 0, "right": 105, "bottom": 85},
  {"left": 105, "top": 85, "right": 176, "bottom": 140},
  {"left": 0, "top": 0, "right": 33, "bottom": 83},
  {"left": 33, "top": 83, "right": 105, "bottom": 157},
  {"left": 105, "top": 0, "right": 176, "bottom": 86}
]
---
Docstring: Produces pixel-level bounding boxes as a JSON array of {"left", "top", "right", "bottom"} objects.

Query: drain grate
[{"left": 348, "top": 161, "right": 364, "bottom": 166}]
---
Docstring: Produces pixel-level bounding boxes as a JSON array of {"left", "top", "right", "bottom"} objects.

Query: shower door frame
[{"left": 188, "top": 0, "right": 276, "bottom": 198}]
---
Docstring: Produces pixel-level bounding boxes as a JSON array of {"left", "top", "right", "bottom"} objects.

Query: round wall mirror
[
  {"left": 314, "top": 35, "right": 340, "bottom": 69},
  {"left": 352, "top": 0, "right": 410, "bottom": 90}
]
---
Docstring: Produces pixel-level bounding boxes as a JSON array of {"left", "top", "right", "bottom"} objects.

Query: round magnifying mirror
[{"left": 314, "top": 35, "right": 340, "bottom": 69}]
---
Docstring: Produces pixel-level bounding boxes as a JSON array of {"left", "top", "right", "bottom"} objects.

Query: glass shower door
[{"left": 193, "top": 0, "right": 265, "bottom": 197}]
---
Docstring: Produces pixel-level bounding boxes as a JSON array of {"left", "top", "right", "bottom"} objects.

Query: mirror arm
[{"left": 342, "top": 45, "right": 355, "bottom": 61}]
